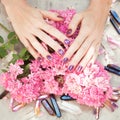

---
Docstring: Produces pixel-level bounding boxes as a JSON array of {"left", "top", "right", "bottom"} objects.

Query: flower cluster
[
  {"left": 0, "top": 56, "right": 112, "bottom": 107},
  {"left": 63, "top": 62, "right": 112, "bottom": 107},
  {"left": 0, "top": 9, "right": 112, "bottom": 108}
]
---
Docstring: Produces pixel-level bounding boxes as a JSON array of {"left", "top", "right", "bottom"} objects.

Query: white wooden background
[{"left": 0, "top": 0, "right": 120, "bottom": 120}]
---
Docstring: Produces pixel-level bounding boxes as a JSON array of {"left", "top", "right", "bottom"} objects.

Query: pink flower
[
  {"left": 63, "top": 73, "right": 82, "bottom": 95},
  {"left": 63, "top": 63, "right": 112, "bottom": 107},
  {"left": 0, "top": 9, "right": 112, "bottom": 108},
  {"left": 9, "top": 60, "right": 24, "bottom": 79},
  {"left": 76, "top": 86, "right": 112, "bottom": 107}
]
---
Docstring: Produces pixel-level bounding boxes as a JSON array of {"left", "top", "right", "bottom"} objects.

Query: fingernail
[
  {"left": 63, "top": 57, "right": 68, "bottom": 64},
  {"left": 76, "top": 66, "right": 83, "bottom": 73},
  {"left": 57, "top": 15, "right": 64, "bottom": 19},
  {"left": 37, "top": 57, "right": 41, "bottom": 61},
  {"left": 58, "top": 49, "right": 64, "bottom": 55},
  {"left": 64, "top": 39, "right": 70, "bottom": 45},
  {"left": 68, "top": 65, "right": 74, "bottom": 71},
  {"left": 67, "top": 29, "right": 72, "bottom": 35},
  {"left": 46, "top": 55, "right": 52, "bottom": 61}
]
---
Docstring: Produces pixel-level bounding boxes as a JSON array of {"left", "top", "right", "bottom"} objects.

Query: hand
[
  {"left": 63, "top": 1, "right": 111, "bottom": 72},
  {"left": 2, "top": 0, "right": 69, "bottom": 59}
]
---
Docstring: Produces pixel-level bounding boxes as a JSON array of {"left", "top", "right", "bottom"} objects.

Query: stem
[{"left": 0, "top": 22, "right": 11, "bottom": 33}]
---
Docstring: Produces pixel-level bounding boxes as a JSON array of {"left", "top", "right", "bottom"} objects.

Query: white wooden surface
[{"left": 0, "top": 0, "right": 120, "bottom": 120}]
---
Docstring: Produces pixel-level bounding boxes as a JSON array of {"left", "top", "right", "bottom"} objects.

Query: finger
[
  {"left": 89, "top": 42, "right": 101, "bottom": 64},
  {"left": 67, "top": 13, "right": 83, "bottom": 36},
  {"left": 33, "top": 29, "right": 65, "bottom": 56},
  {"left": 40, "top": 10, "right": 63, "bottom": 21},
  {"left": 40, "top": 23, "right": 70, "bottom": 45},
  {"left": 63, "top": 31, "right": 87, "bottom": 64},
  {"left": 76, "top": 40, "right": 99, "bottom": 73},
  {"left": 19, "top": 36, "right": 40, "bottom": 59},
  {"left": 26, "top": 34, "right": 52, "bottom": 59},
  {"left": 67, "top": 36, "right": 95, "bottom": 71}
]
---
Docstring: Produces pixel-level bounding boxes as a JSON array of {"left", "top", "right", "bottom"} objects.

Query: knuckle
[
  {"left": 74, "top": 40, "right": 81, "bottom": 48},
  {"left": 74, "top": 13, "right": 80, "bottom": 18}
]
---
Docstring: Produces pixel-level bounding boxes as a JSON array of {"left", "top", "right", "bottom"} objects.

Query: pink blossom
[
  {"left": 63, "top": 62, "right": 112, "bottom": 107},
  {"left": 63, "top": 73, "right": 82, "bottom": 95},
  {"left": 0, "top": 9, "right": 112, "bottom": 108},
  {"left": 77, "top": 86, "right": 108, "bottom": 107}
]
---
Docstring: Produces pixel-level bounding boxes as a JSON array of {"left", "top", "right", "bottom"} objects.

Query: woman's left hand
[{"left": 63, "top": 1, "right": 111, "bottom": 72}]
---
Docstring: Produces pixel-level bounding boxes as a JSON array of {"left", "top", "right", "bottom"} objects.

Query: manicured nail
[
  {"left": 57, "top": 15, "right": 64, "bottom": 19},
  {"left": 46, "top": 55, "right": 52, "bottom": 61},
  {"left": 68, "top": 65, "right": 74, "bottom": 71},
  {"left": 37, "top": 57, "right": 41, "bottom": 61},
  {"left": 63, "top": 57, "right": 68, "bottom": 64},
  {"left": 67, "top": 29, "right": 72, "bottom": 35},
  {"left": 64, "top": 39, "right": 70, "bottom": 45},
  {"left": 76, "top": 66, "right": 83, "bottom": 73},
  {"left": 58, "top": 49, "right": 64, "bottom": 55}
]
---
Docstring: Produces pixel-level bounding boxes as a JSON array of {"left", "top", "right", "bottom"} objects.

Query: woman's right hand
[{"left": 2, "top": 0, "right": 69, "bottom": 59}]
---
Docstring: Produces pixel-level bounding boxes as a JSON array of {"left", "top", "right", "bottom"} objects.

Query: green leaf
[
  {"left": 23, "top": 54, "right": 30, "bottom": 61},
  {"left": 0, "top": 36, "right": 4, "bottom": 43},
  {"left": 10, "top": 54, "right": 20, "bottom": 63},
  {"left": 19, "top": 48, "right": 27, "bottom": 58},
  {"left": 17, "top": 63, "right": 30, "bottom": 78},
  {"left": 4, "top": 42, "right": 13, "bottom": 50},
  {"left": 10, "top": 38, "right": 19, "bottom": 44},
  {"left": 12, "top": 54, "right": 20, "bottom": 60},
  {"left": 18, "top": 48, "right": 31, "bottom": 61},
  {"left": 2, "top": 69, "right": 8, "bottom": 72},
  {"left": 7, "top": 32, "right": 16, "bottom": 39},
  {"left": 0, "top": 46, "right": 8, "bottom": 58},
  {"left": 24, "top": 64, "right": 30, "bottom": 74}
]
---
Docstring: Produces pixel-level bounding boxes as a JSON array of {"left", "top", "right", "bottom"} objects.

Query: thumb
[{"left": 67, "top": 13, "right": 83, "bottom": 36}]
